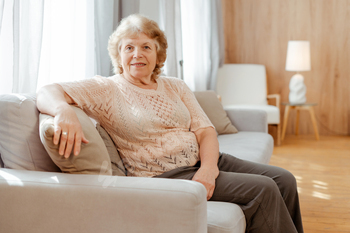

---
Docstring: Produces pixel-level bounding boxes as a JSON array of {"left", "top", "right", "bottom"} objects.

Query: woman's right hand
[
  {"left": 53, "top": 105, "right": 89, "bottom": 158},
  {"left": 37, "top": 83, "right": 89, "bottom": 159}
]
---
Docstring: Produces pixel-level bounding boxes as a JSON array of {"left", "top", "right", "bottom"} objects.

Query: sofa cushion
[
  {"left": 96, "top": 123, "right": 126, "bottom": 176},
  {"left": 0, "top": 155, "right": 4, "bottom": 168},
  {"left": 39, "top": 106, "right": 115, "bottom": 175},
  {"left": 194, "top": 91, "right": 238, "bottom": 135},
  {"left": 218, "top": 132, "right": 273, "bottom": 164},
  {"left": 0, "top": 93, "right": 60, "bottom": 172},
  {"left": 207, "top": 202, "right": 246, "bottom": 233}
]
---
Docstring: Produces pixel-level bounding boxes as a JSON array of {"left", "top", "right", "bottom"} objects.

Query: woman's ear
[
  {"left": 118, "top": 64, "right": 123, "bottom": 74},
  {"left": 156, "top": 55, "right": 161, "bottom": 64}
]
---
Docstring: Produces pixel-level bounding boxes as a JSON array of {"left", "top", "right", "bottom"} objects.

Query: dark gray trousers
[{"left": 154, "top": 153, "right": 304, "bottom": 233}]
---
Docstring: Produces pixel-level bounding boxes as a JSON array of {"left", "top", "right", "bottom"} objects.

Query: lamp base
[{"left": 289, "top": 74, "right": 306, "bottom": 104}]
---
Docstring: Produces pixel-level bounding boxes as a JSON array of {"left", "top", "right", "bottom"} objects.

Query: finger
[
  {"left": 81, "top": 131, "right": 89, "bottom": 144},
  {"left": 58, "top": 130, "right": 68, "bottom": 156},
  {"left": 53, "top": 126, "right": 62, "bottom": 145},
  {"left": 206, "top": 186, "right": 211, "bottom": 200},
  {"left": 207, "top": 188, "right": 214, "bottom": 200},
  {"left": 73, "top": 132, "right": 82, "bottom": 156},
  {"left": 64, "top": 132, "right": 75, "bottom": 158}
]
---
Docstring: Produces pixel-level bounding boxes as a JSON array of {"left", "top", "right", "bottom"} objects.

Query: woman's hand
[
  {"left": 53, "top": 105, "right": 89, "bottom": 158},
  {"left": 192, "top": 165, "right": 219, "bottom": 200},
  {"left": 37, "top": 84, "right": 88, "bottom": 159}
]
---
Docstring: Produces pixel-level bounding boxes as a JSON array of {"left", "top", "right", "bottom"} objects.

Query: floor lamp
[{"left": 285, "top": 41, "right": 311, "bottom": 104}]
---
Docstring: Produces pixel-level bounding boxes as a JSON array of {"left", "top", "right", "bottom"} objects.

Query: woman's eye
[
  {"left": 144, "top": 46, "right": 150, "bottom": 49},
  {"left": 126, "top": 46, "right": 133, "bottom": 51}
]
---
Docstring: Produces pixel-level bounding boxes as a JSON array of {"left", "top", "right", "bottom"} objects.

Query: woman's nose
[{"left": 133, "top": 48, "right": 143, "bottom": 58}]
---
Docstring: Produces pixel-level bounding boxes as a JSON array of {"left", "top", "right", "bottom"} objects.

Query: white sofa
[{"left": 0, "top": 93, "right": 273, "bottom": 233}]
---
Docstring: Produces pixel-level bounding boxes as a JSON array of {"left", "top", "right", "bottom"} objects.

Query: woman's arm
[
  {"left": 193, "top": 127, "right": 220, "bottom": 200},
  {"left": 172, "top": 79, "right": 220, "bottom": 199},
  {"left": 37, "top": 84, "right": 88, "bottom": 158}
]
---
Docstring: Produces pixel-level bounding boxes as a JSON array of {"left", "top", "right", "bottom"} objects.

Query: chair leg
[
  {"left": 268, "top": 124, "right": 281, "bottom": 146},
  {"left": 276, "top": 123, "right": 281, "bottom": 146}
]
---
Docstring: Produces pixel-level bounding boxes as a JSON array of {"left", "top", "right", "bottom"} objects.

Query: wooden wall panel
[{"left": 222, "top": 0, "right": 350, "bottom": 136}]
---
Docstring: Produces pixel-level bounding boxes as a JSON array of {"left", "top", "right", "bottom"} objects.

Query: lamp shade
[{"left": 285, "top": 40, "right": 311, "bottom": 71}]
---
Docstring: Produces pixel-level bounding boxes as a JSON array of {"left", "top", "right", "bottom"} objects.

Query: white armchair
[{"left": 216, "top": 64, "right": 281, "bottom": 145}]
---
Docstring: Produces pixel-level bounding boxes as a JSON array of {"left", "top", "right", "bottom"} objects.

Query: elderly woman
[{"left": 37, "top": 14, "right": 303, "bottom": 233}]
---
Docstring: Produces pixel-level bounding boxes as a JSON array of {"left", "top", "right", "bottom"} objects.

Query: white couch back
[
  {"left": 216, "top": 64, "right": 268, "bottom": 106},
  {"left": 0, "top": 93, "right": 61, "bottom": 172}
]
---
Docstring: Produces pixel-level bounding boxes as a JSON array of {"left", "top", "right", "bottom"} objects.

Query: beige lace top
[{"left": 59, "top": 75, "right": 213, "bottom": 177}]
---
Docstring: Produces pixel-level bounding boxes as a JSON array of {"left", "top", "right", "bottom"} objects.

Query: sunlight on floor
[
  {"left": 271, "top": 135, "right": 350, "bottom": 232},
  {"left": 312, "top": 191, "right": 331, "bottom": 200},
  {"left": 295, "top": 175, "right": 303, "bottom": 183},
  {"left": 311, "top": 180, "right": 331, "bottom": 200}
]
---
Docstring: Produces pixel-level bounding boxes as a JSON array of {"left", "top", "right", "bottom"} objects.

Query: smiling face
[{"left": 119, "top": 33, "right": 158, "bottom": 82}]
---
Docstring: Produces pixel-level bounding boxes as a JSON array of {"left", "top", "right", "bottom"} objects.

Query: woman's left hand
[{"left": 192, "top": 166, "right": 220, "bottom": 200}]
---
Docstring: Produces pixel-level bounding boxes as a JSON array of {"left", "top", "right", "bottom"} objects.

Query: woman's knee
[
  {"left": 274, "top": 167, "right": 298, "bottom": 196},
  {"left": 260, "top": 176, "right": 281, "bottom": 194},
  {"left": 281, "top": 168, "right": 297, "bottom": 186},
  {"left": 252, "top": 176, "right": 283, "bottom": 209}
]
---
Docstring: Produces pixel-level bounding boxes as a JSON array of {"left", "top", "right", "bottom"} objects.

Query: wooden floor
[{"left": 270, "top": 135, "right": 350, "bottom": 233}]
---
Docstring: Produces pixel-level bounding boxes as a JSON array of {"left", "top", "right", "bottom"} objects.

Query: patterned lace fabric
[{"left": 59, "top": 75, "right": 214, "bottom": 177}]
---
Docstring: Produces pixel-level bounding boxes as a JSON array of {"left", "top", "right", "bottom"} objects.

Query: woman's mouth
[{"left": 132, "top": 63, "right": 146, "bottom": 67}]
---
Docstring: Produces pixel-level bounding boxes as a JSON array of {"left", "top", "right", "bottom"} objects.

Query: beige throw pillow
[
  {"left": 96, "top": 124, "right": 126, "bottom": 176},
  {"left": 39, "top": 106, "right": 113, "bottom": 175},
  {"left": 194, "top": 90, "right": 238, "bottom": 135}
]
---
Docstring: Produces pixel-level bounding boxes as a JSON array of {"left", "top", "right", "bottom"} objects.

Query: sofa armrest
[
  {"left": 0, "top": 168, "right": 207, "bottom": 233},
  {"left": 224, "top": 107, "right": 268, "bottom": 133}
]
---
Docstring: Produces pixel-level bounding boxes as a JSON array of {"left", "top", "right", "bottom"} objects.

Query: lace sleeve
[
  {"left": 178, "top": 80, "right": 214, "bottom": 132},
  {"left": 58, "top": 76, "right": 113, "bottom": 122}
]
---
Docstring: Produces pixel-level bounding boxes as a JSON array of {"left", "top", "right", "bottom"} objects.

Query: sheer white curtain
[
  {"left": 0, "top": 0, "right": 140, "bottom": 95},
  {"left": 0, "top": 0, "right": 46, "bottom": 94},
  {"left": 159, "top": 0, "right": 183, "bottom": 80},
  {"left": 181, "top": 0, "right": 211, "bottom": 91},
  {"left": 209, "top": 0, "right": 225, "bottom": 91},
  {"left": 36, "top": 0, "right": 95, "bottom": 90},
  {"left": 36, "top": 0, "right": 122, "bottom": 91},
  {"left": 159, "top": 0, "right": 225, "bottom": 91},
  {"left": 95, "top": 0, "right": 116, "bottom": 77},
  {"left": 0, "top": 0, "right": 16, "bottom": 94},
  {"left": 0, "top": 0, "right": 3, "bottom": 30}
]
